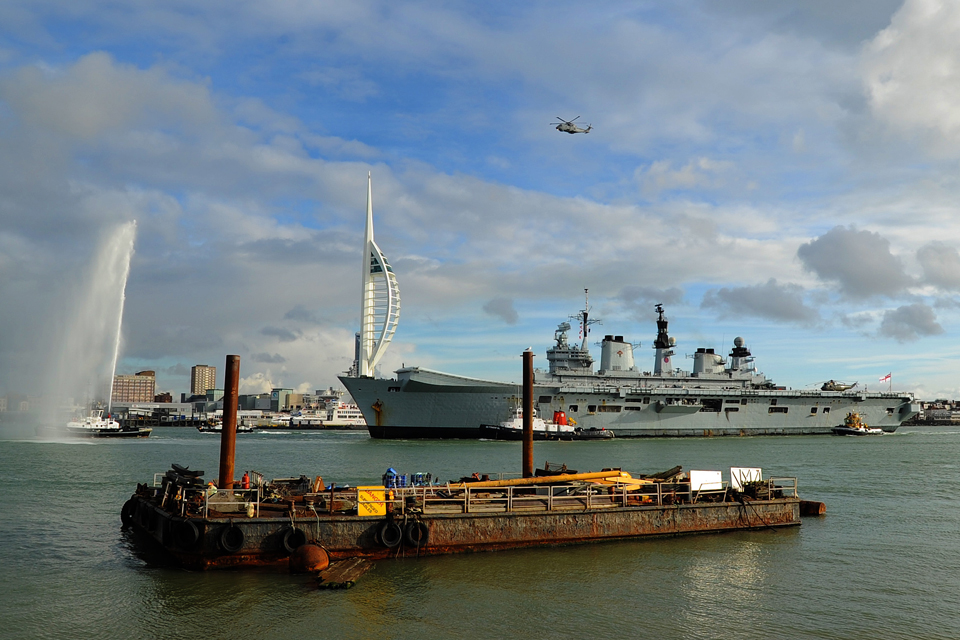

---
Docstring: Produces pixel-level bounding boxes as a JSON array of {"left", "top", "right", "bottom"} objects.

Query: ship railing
[{"left": 382, "top": 476, "right": 799, "bottom": 514}]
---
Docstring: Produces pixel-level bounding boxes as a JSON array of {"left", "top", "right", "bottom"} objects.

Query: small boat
[
  {"left": 831, "top": 412, "right": 884, "bottom": 436},
  {"left": 480, "top": 408, "right": 614, "bottom": 441},
  {"left": 66, "top": 409, "right": 152, "bottom": 438},
  {"left": 197, "top": 419, "right": 255, "bottom": 434}
]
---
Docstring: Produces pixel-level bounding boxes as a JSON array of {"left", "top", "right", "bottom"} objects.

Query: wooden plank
[{"left": 317, "top": 558, "right": 374, "bottom": 589}]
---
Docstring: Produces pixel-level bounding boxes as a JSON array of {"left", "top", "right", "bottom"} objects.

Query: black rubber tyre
[
  {"left": 282, "top": 527, "right": 308, "bottom": 554},
  {"left": 379, "top": 522, "right": 402, "bottom": 548},
  {"left": 219, "top": 525, "right": 244, "bottom": 553},
  {"left": 174, "top": 519, "right": 201, "bottom": 550},
  {"left": 120, "top": 499, "right": 136, "bottom": 526},
  {"left": 404, "top": 521, "right": 429, "bottom": 547}
]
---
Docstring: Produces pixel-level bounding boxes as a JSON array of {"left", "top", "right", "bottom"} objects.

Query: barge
[
  {"left": 122, "top": 462, "right": 803, "bottom": 570},
  {"left": 121, "top": 353, "right": 810, "bottom": 572}
]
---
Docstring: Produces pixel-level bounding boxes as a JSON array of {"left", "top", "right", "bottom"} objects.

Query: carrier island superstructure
[{"left": 339, "top": 184, "right": 917, "bottom": 438}]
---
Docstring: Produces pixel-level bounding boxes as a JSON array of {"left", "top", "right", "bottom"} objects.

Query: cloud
[
  {"left": 482, "top": 297, "right": 519, "bottom": 325},
  {"left": 251, "top": 352, "right": 287, "bottom": 364},
  {"left": 636, "top": 157, "right": 734, "bottom": 198},
  {"left": 797, "top": 226, "right": 913, "bottom": 298},
  {"left": 700, "top": 278, "right": 820, "bottom": 324},
  {"left": 164, "top": 363, "right": 190, "bottom": 377},
  {"left": 284, "top": 305, "right": 321, "bottom": 324},
  {"left": 877, "top": 302, "right": 944, "bottom": 341},
  {"left": 917, "top": 241, "right": 960, "bottom": 290},
  {"left": 239, "top": 372, "right": 275, "bottom": 394},
  {"left": 260, "top": 327, "right": 300, "bottom": 342},
  {"left": 863, "top": 0, "right": 960, "bottom": 152},
  {"left": 616, "top": 286, "right": 685, "bottom": 314}
]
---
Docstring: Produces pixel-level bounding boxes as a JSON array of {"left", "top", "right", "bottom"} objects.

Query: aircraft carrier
[{"left": 340, "top": 303, "right": 919, "bottom": 439}]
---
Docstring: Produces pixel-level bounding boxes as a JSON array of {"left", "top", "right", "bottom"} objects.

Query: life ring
[
  {"left": 120, "top": 499, "right": 136, "bottom": 526},
  {"left": 219, "top": 525, "right": 244, "bottom": 553},
  {"left": 282, "top": 527, "right": 308, "bottom": 554},
  {"left": 404, "top": 521, "right": 429, "bottom": 547},
  {"left": 173, "top": 519, "right": 201, "bottom": 550},
  {"left": 379, "top": 521, "right": 402, "bottom": 548}
]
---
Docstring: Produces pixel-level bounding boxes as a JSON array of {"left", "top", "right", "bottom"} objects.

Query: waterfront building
[
  {"left": 271, "top": 388, "right": 293, "bottom": 412},
  {"left": 112, "top": 371, "right": 156, "bottom": 403},
  {"left": 190, "top": 365, "right": 217, "bottom": 395}
]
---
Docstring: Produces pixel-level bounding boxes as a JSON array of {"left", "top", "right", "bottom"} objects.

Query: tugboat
[
  {"left": 831, "top": 412, "right": 884, "bottom": 436},
  {"left": 479, "top": 408, "right": 614, "bottom": 441},
  {"left": 66, "top": 409, "right": 152, "bottom": 438}
]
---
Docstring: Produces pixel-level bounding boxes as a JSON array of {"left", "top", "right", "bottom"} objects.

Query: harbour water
[{"left": 1, "top": 422, "right": 959, "bottom": 639}]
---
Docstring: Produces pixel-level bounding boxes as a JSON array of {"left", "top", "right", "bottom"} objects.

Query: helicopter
[
  {"left": 815, "top": 380, "right": 859, "bottom": 392},
  {"left": 552, "top": 116, "right": 592, "bottom": 134}
]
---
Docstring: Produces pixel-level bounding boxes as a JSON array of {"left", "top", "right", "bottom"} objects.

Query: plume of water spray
[{"left": 48, "top": 221, "right": 137, "bottom": 417}]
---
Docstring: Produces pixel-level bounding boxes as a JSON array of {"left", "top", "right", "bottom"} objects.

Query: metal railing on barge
[{"left": 150, "top": 471, "right": 798, "bottom": 520}]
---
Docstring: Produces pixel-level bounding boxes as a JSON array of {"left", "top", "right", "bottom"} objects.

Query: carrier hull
[{"left": 341, "top": 369, "right": 918, "bottom": 439}]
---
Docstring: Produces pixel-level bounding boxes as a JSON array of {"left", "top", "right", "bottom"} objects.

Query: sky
[{"left": 3, "top": 0, "right": 960, "bottom": 402}]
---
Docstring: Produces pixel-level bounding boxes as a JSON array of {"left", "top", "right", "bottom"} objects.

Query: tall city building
[
  {"left": 112, "top": 371, "right": 156, "bottom": 403},
  {"left": 191, "top": 365, "right": 217, "bottom": 395},
  {"left": 358, "top": 172, "right": 400, "bottom": 377}
]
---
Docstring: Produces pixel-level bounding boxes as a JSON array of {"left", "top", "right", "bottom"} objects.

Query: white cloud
[{"left": 863, "top": 0, "right": 960, "bottom": 152}]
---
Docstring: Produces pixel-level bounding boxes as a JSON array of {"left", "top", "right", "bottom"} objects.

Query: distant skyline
[{"left": 4, "top": 1, "right": 960, "bottom": 400}]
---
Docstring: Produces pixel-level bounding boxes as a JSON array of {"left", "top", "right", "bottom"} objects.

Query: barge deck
[{"left": 123, "top": 464, "right": 803, "bottom": 570}]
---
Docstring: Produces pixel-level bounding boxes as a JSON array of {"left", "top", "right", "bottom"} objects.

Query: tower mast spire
[{"left": 358, "top": 173, "right": 401, "bottom": 377}]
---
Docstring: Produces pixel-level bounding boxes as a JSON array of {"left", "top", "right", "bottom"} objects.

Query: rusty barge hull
[{"left": 125, "top": 495, "right": 800, "bottom": 570}]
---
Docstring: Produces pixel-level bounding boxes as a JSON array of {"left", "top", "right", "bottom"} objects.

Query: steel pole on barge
[
  {"left": 523, "top": 348, "right": 534, "bottom": 478},
  {"left": 219, "top": 355, "right": 240, "bottom": 489}
]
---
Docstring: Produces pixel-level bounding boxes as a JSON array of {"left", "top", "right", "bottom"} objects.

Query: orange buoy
[{"left": 290, "top": 544, "right": 330, "bottom": 573}]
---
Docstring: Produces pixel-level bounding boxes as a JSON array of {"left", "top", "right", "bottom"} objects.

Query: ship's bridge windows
[
  {"left": 539, "top": 396, "right": 553, "bottom": 404},
  {"left": 810, "top": 407, "right": 818, "bottom": 414},
  {"left": 569, "top": 405, "right": 578, "bottom": 412},
  {"left": 768, "top": 407, "right": 788, "bottom": 414},
  {"left": 388, "top": 387, "right": 400, "bottom": 392}
]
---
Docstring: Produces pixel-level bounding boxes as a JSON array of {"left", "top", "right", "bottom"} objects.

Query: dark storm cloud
[
  {"left": 877, "top": 303, "right": 944, "bottom": 342},
  {"left": 261, "top": 326, "right": 299, "bottom": 342},
  {"left": 797, "top": 226, "right": 913, "bottom": 298},
  {"left": 917, "top": 242, "right": 960, "bottom": 290},
  {"left": 700, "top": 278, "right": 820, "bottom": 324},
  {"left": 251, "top": 352, "right": 287, "bottom": 363},
  {"left": 482, "top": 297, "right": 519, "bottom": 325}
]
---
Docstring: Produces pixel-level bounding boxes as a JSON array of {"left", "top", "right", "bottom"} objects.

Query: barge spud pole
[
  {"left": 522, "top": 348, "right": 534, "bottom": 478},
  {"left": 218, "top": 354, "right": 240, "bottom": 490}
]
